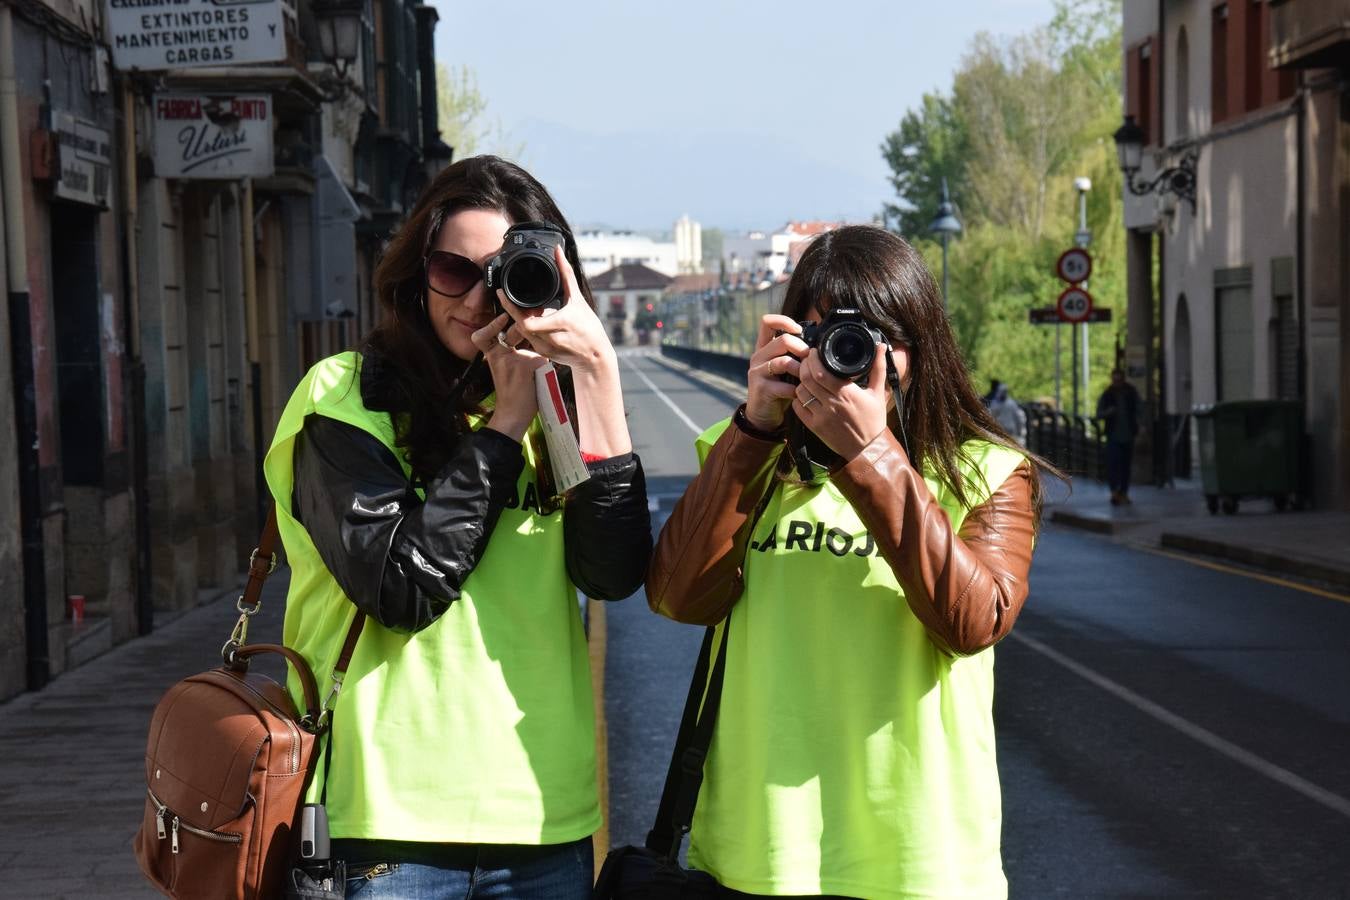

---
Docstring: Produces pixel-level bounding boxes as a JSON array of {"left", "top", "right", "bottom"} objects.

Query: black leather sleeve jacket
[{"left": 292, "top": 414, "right": 651, "bottom": 633}]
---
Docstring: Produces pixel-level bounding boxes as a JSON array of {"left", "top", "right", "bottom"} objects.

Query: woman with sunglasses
[{"left": 263, "top": 155, "right": 650, "bottom": 898}]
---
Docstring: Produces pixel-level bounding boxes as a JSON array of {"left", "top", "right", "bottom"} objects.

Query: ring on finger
[
  {"left": 496, "top": 330, "right": 510, "bottom": 349},
  {"left": 801, "top": 393, "right": 819, "bottom": 409}
]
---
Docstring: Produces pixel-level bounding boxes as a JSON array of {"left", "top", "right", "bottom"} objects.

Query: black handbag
[{"left": 593, "top": 620, "right": 730, "bottom": 899}]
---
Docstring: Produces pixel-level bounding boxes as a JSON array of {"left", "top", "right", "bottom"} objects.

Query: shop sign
[
  {"left": 52, "top": 111, "right": 112, "bottom": 208},
  {"left": 105, "top": 0, "right": 286, "bottom": 71},
  {"left": 152, "top": 94, "right": 274, "bottom": 178}
]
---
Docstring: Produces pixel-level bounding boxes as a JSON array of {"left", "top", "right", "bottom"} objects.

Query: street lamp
[
  {"left": 1113, "top": 114, "right": 1198, "bottom": 212},
  {"left": 313, "top": 0, "right": 366, "bottom": 80},
  {"left": 928, "top": 178, "right": 962, "bottom": 311}
]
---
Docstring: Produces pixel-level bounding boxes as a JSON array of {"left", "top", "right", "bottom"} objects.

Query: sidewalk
[
  {"left": 1045, "top": 476, "right": 1350, "bottom": 590},
  {"left": 0, "top": 575, "right": 290, "bottom": 899}
]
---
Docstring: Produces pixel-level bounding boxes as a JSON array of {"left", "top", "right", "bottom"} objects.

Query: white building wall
[
  {"left": 1163, "top": 115, "right": 1298, "bottom": 412},
  {"left": 576, "top": 232, "right": 678, "bottom": 278}
]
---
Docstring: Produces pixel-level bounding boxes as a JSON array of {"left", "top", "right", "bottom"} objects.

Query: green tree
[
  {"left": 701, "top": 227, "right": 725, "bottom": 271},
  {"left": 879, "top": 92, "right": 969, "bottom": 238},
  {"left": 881, "top": 0, "right": 1126, "bottom": 410},
  {"left": 435, "top": 63, "right": 524, "bottom": 161}
]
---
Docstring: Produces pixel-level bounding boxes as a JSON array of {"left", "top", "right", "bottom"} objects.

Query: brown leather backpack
[{"left": 133, "top": 511, "right": 364, "bottom": 899}]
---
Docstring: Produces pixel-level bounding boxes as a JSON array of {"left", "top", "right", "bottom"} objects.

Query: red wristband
[{"left": 580, "top": 452, "right": 607, "bottom": 464}]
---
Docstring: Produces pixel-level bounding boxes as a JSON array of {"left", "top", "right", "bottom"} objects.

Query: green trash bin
[{"left": 1191, "top": 400, "right": 1304, "bottom": 515}]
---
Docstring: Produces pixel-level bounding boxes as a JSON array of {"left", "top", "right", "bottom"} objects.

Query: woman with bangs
[
  {"left": 648, "top": 225, "right": 1046, "bottom": 899},
  {"left": 264, "top": 155, "right": 650, "bottom": 898}
]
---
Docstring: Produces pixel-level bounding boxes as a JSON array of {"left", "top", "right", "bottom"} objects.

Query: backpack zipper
[{"left": 147, "top": 787, "right": 243, "bottom": 850}]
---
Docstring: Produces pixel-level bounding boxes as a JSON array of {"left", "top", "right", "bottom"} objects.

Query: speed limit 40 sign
[{"left": 1057, "top": 287, "right": 1093, "bottom": 323}]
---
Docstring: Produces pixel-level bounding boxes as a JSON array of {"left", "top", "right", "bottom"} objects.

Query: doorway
[{"left": 50, "top": 202, "right": 105, "bottom": 485}]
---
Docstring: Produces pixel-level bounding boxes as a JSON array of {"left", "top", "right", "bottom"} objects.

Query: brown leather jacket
[{"left": 647, "top": 410, "right": 1036, "bottom": 656}]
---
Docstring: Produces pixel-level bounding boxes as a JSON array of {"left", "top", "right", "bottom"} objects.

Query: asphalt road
[{"left": 607, "top": 349, "right": 1350, "bottom": 899}]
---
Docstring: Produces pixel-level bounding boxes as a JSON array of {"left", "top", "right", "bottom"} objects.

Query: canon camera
[
  {"left": 798, "top": 308, "right": 888, "bottom": 385},
  {"left": 485, "top": 222, "right": 567, "bottom": 310}
]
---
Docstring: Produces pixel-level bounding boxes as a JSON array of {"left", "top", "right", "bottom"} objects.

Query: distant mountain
[{"left": 512, "top": 118, "right": 885, "bottom": 233}]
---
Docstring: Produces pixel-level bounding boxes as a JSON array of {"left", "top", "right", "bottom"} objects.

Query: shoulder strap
[
  {"left": 644, "top": 479, "right": 776, "bottom": 862},
  {"left": 644, "top": 622, "right": 726, "bottom": 861},
  {"left": 224, "top": 504, "right": 366, "bottom": 732}
]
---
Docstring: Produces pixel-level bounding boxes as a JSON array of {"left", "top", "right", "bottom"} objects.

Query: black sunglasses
[{"left": 424, "top": 250, "right": 485, "bottom": 298}]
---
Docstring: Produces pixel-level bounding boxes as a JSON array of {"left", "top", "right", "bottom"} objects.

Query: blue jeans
[{"left": 334, "top": 836, "right": 593, "bottom": 900}]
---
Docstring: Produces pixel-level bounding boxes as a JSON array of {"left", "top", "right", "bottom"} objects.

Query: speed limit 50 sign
[
  {"left": 1057, "top": 287, "right": 1093, "bottom": 323},
  {"left": 1056, "top": 248, "right": 1092, "bottom": 284}
]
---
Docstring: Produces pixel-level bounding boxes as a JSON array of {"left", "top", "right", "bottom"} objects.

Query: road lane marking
[
  {"left": 1137, "top": 545, "right": 1350, "bottom": 605},
  {"left": 620, "top": 354, "right": 703, "bottom": 436},
  {"left": 1009, "top": 630, "right": 1350, "bottom": 820}
]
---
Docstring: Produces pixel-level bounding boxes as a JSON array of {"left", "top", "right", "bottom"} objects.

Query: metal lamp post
[{"left": 928, "top": 178, "right": 962, "bottom": 311}]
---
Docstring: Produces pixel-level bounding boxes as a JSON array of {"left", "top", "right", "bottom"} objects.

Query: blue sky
[{"left": 430, "top": 0, "right": 1060, "bottom": 233}]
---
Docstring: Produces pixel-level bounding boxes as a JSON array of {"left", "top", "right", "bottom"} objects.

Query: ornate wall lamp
[{"left": 1113, "top": 115, "right": 1198, "bottom": 213}]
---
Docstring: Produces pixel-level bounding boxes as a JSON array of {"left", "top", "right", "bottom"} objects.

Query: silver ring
[
  {"left": 801, "top": 394, "right": 819, "bottom": 409},
  {"left": 496, "top": 330, "right": 510, "bottom": 349}
]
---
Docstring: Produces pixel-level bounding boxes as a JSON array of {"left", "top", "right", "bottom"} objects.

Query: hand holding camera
[
  {"left": 483, "top": 222, "right": 630, "bottom": 457},
  {"left": 490, "top": 224, "right": 616, "bottom": 377},
  {"left": 793, "top": 336, "right": 891, "bottom": 461},
  {"left": 745, "top": 314, "right": 809, "bottom": 432}
]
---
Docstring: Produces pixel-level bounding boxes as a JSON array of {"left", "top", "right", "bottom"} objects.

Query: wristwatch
[{"left": 733, "top": 404, "right": 787, "bottom": 442}]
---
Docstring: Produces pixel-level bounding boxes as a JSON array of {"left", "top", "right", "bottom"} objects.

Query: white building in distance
[
  {"left": 674, "top": 215, "right": 703, "bottom": 274},
  {"left": 722, "top": 221, "right": 846, "bottom": 282},
  {"left": 577, "top": 230, "right": 679, "bottom": 279}
]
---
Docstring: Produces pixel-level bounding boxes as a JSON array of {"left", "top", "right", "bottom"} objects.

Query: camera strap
[{"left": 885, "top": 354, "right": 911, "bottom": 457}]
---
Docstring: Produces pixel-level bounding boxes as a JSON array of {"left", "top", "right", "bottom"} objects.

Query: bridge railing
[
  {"left": 1022, "top": 402, "right": 1106, "bottom": 479},
  {"left": 659, "top": 292, "right": 1107, "bottom": 481}
]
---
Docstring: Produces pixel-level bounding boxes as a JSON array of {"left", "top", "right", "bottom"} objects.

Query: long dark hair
[
  {"left": 780, "top": 225, "right": 1048, "bottom": 513},
  {"left": 361, "top": 155, "right": 594, "bottom": 483}
]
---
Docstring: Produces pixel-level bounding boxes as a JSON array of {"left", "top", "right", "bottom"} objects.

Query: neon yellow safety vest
[
  {"left": 686, "top": 419, "right": 1024, "bottom": 900},
  {"left": 263, "top": 351, "right": 600, "bottom": 844}
]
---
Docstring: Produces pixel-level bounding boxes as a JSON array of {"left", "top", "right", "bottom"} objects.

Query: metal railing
[
  {"left": 660, "top": 289, "right": 1109, "bottom": 481},
  {"left": 1022, "top": 402, "right": 1106, "bottom": 479}
]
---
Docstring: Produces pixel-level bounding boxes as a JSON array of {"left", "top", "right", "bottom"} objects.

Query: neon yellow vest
[
  {"left": 686, "top": 419, "right": 1024, "bottom": 900},
  {"left": 263, "top": 352, "right": 600, "bottom": 844}
]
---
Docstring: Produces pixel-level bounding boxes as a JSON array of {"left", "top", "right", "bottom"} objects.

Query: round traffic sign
[
  {"left": 1057, "top": 287, "right": 1093, "bottom": 323},
  {"left": 1056, "top": 248, "right": 1093, "bottom": 284}
]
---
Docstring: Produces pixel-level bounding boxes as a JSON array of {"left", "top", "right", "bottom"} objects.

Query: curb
[
  {"left": 1048, "top": 509, "right": 1122, "bottom": 535},
  {"left": 1159, "top": 532, "right": 1350, "bottom": 592}
]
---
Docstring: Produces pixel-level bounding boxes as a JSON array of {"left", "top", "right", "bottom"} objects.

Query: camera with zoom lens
[
  {"left": 485, "top": 222, "right": 567, "bottom": 310},
  {"left": 798, "top": 308, "right": 888, "bottom": 385}
]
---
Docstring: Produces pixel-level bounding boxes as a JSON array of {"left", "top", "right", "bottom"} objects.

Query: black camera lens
[
  {"left": 503, "top": 254, "right": 560, "bottom": 309},
  {"left": 821, "top": 323, "right": 875, "bottom": 378}
]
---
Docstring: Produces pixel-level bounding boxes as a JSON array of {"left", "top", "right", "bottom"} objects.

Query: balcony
[{"left": 1270, "top": 0, "right": 1350, "bottom": 68}]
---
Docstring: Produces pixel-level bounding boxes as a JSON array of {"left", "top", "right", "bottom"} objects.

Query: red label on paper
[{"left": 545, "top": 368, "right": 568, "bottom": 424}]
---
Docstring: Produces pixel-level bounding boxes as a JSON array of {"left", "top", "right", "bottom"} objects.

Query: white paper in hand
[{"left": 534, "top": 362, "right": 590, "bottom": 492}]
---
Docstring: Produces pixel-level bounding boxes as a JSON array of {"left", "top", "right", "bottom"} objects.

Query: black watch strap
[{"left": 733, "top": 404, "right": 786, "bottom": 442}]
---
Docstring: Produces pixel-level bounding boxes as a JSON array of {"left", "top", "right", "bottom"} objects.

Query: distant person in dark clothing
[
  {"left": 983, "top": 378, "right": 1002, "bottom": 407},
  {"left": 1097, "top": 368, "right": 1140, "bottom": 505}
]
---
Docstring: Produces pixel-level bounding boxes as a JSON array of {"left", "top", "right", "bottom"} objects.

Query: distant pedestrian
[
  {"left": 1096, "top": 368, "right": 1141, "bottom": 505},
  {"left": 648, "top": 226, "right": 1052, "bottom": 898},
  {"left": 983, "top": 377, "right": 1002, "bottom": 407},
  {"left": 989, "top": 381, "right": 1028, "bottom": 446},
  {"left": 264, "top": 156, "right": 650, "bottom": 897}
]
